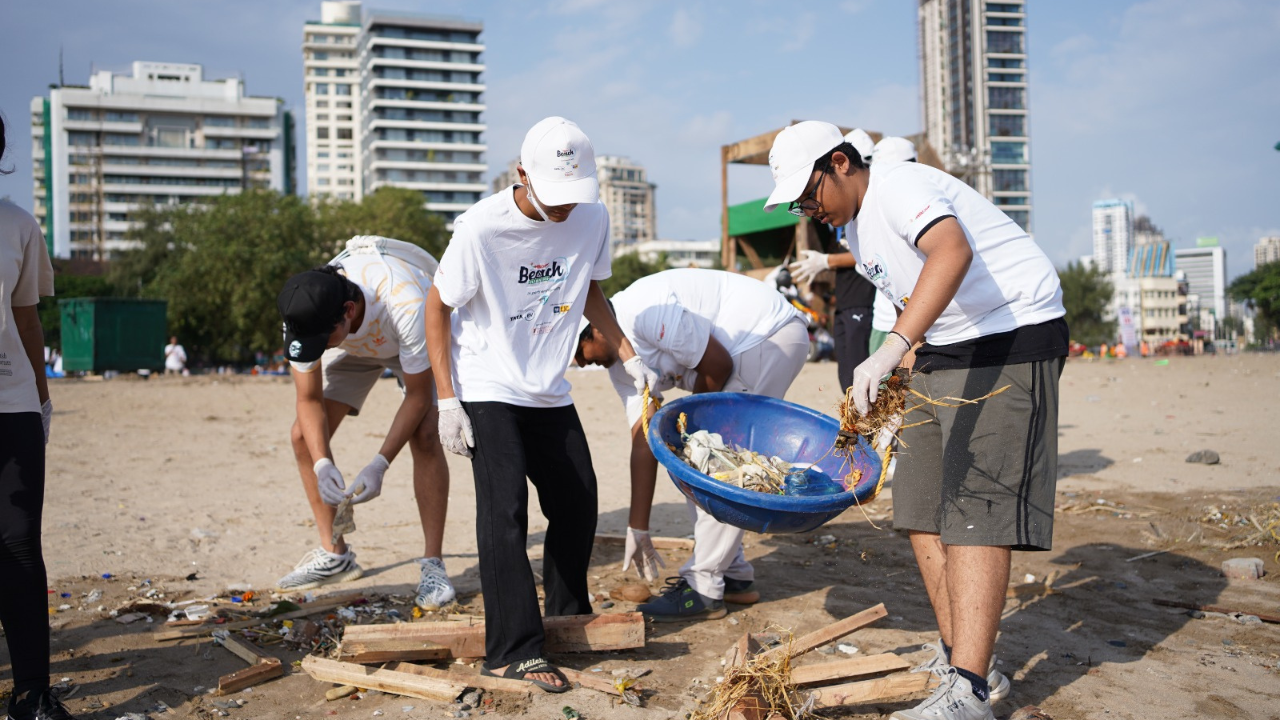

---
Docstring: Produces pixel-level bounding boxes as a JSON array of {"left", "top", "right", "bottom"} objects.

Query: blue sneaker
[{"left": 637, "top": 576, "right": 726, "bottom": 622}]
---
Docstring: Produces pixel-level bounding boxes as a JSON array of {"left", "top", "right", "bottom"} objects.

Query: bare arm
[
  {"left": 627, "top": 406, "right": 659, "bottom": 530},
  {"left": 13, "top": 305, "right": 49, "bottom": 404},
  {"left": 424, "top": 285, "right": 458, "bottom": 401},
  {"left": 291, "top": 364, "right": 333, "bottom": 463},
  {"left": 692, "top": 335, "right": 734, "bottom": 394},
  {"left": 893, "top": 217, "right": 972, "bottom": 344},
  {"left": 378, "top": 369, "right": 432, "bottom": 462},
  {"left": 583, "top": 280, "right": 638, "bottom": 363},
  {"left": 826, "top": 251, "right": 859, "bottom": 269}
]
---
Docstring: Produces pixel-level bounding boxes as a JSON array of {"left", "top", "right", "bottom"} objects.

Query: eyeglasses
[{"left": 788, "top": 163, "right": 829, "bottom": 217}]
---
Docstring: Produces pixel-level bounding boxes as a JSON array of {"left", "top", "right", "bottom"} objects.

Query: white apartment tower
[
  {"left": 919, "top": 0, "right": 1031, "bottom": 231},
  {"left": 1255, "top": 236, "right": 1280, "bottom": 269},
  {"left": 303, "top": 1, "right": 361, "bottom": 200},
  {"left": 31, "top": 61, "right": 294, "bottom": 260},
  {"left": 1175, "top": 241, "right": 1228, "bottom": 332},
  {"left": 303, "top": 2, "right": 487, "bottom": 223},
  {"left": 596, "top": 155, "right": 657, "bottom": 256},
  {"left": 1092, "top": 199, "right": 1134, "bottom": 275}
]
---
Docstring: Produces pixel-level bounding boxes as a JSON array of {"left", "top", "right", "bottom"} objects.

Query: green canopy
[{"left": 727, "top": 197, "right": 798, "bottom": 237}]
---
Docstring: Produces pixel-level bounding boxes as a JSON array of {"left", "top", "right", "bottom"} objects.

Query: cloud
[
  {"left": 669, "top": 7, "right": 702, "bottom": 48},
  {"left": 840, "top": 0, "right": 874, "bottom": 14},
  {"left": 780, "top": 12, "right": 817, "bottom": 52}
]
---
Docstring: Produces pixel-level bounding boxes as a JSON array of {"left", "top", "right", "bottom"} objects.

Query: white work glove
[
  {"left": 314, "top": 458, "right": 347, "bottom": 507},
  {"left": 621, "top": 527, "right": 666, "bottom": 582},
  {"left": 349, "top": 453, "right": 389, "bottom": 504},
  {"left": 850, "top": 332, "right": 912, "bottom": 415},
  {"left": 623, "top": 355, "right": 662, "bottom": 400},
  {"left": 41, "top": 398, "right": 52, "bottom": 445},
  {"left": 788, "top": 250, "right": 830, "bottom": 285},
  {"left": 874, "top": 414, "right": 903, "bottom": 452},
  {"left": 437, "top": 397, "right": 475, "bottom": 458}
]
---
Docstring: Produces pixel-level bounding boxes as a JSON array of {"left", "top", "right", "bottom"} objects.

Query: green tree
[
  {"left": 599, "top": 251, "right": 669, "bottom": 297},
  {"left": 1058, "top": 261, "right": 1115, "bottom": 347},
  {"left": 1228, "top": 261, "right": 1280, "bottom": 343},
  {"left": 315, "top": 186, "right": 448, "bottom": 259}
]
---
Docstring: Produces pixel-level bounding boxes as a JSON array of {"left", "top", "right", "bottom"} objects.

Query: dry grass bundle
[{"left": 690, "top": 641, "right": 808, "bottom": 720}]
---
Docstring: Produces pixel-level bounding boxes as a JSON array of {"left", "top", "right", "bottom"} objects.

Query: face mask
[{"left": 522, "top": 177, "right": 551, "bottom": 222}]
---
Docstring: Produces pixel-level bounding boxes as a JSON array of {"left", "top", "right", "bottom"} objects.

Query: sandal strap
[{"left": 509, "top": 657, "right": 560, "bottom": 678}]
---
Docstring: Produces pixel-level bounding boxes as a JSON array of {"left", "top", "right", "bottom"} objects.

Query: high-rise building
[
  {"left": 31, "top": 61, "right": 294, "bottom": 260},
  {"left": 303, "top": 2, "right": 487, "bottom": 223},
  {"left": 919, "top": 0, "right": 1031, "bottom": 231},
  {"left": 596, "top": 155, "right": 656, "bottom": 256},
  {"left": 1091, "top": 199, "right": 1134, "bottom": 275},
  {"left": 1255, "top": 235, "right": 1280, "bottom": 269},
  {"left": 1175, "top": 240, "right": 1228, "bottom": 334},
  {"left": 303, "top": 1, "right": 361, "bottom": 200}
]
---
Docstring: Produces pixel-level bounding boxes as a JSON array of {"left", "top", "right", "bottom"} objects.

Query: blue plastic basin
[{"left": 646, "top": 392, "right": 883, "bottom": 534}]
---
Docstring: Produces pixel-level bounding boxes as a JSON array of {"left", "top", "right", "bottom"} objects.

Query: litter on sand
[{"left": 675, "top": 414, "right": 845, "bottom": 497}]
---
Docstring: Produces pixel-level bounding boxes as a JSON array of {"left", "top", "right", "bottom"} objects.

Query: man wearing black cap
[{"left": 276, "top": 236, "right": 455, "bottom": 611}]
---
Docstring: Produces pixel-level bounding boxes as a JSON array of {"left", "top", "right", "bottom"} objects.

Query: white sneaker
[
  {"left": 415, "top": 557, "right": 457, "bottom": 610},
  {"left": 909, "top": 639, "right": 1011, "bottom": 704},
  {"left": 891, "top": 667, "right": 995, "bottom": 720},
  {"left": 276, "top": 546, "right": 363, "bottom": 591}
]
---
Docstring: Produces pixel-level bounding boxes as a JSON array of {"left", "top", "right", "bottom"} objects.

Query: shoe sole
[
  {"left": 415, "top": 591, "right": 458, "bottom": 611},
  {"left": 276, "top": 566, "right": 364, "bottom": 592},
  {"left": 988, "top": 670, "right": 1011, "bottom": 703},
  {"left": 723, "top": 590, "right": 760, "bottom": 604},
  {"left": 645, "top": 606, "right": 728, "bottom": 623}
]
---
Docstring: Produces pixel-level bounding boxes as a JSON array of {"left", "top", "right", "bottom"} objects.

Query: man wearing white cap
[
  {"left": 573, "top": 269, "right": 806, "bottom": 621},
  {"left": 765, "top": 121, "right": 1067, "bottom": 720},
  {"left": 873, "top": 135, "right": 918, "bottom": 165},
  {"left": 424, "top": 117, "right": 651, "bottom": 693}
]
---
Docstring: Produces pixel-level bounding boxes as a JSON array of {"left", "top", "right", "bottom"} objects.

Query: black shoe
[
  {"left": 7, "top": 690, "right": 79, "bottom": 720},
  {"left": 637, "top": 576, "right": 726, "bottom": 622},
  {"left": 723, "top": 576, "right": 760, "bottom": 604}
]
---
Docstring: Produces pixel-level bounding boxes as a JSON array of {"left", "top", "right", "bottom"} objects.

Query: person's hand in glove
[
  {"left": 437, "top": 397, "right": 475, "bottom": 458},
  {"left": 41, "top": 398, "right": 52, "bottom": 444},
  {"left": 622, "top": 526, "right": 666, "bottom": 582},
  {"left": 314, "top": 458, "right": 347, "bottom": 506},
  {"left": 850, "top": 331, "right": 912, "bottom": 415},
  {"left": 623, "top": 356, "right": 662, "bottom": 400},
  {"left": 874, "top": 414, "right": 903, "bottom": 452},
  {"left": 349, "top": 454, "right": 389, "bottom": 504},
  {"left": 788, "top": 250, "right": 830, "bottom": 285}
]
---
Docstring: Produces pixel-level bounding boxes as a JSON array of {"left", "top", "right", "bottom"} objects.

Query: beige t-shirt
[{"left": 0, "top": 200, "right": 54, "bottom": 414}]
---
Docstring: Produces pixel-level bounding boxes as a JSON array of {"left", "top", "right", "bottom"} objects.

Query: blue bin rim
[{"left": 646, "top": 392, "right": 870, "bottom": 514}]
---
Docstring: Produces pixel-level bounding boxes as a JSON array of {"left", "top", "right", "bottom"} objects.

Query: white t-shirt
[
  {"left": 606, "top": 269, "right": 802, "bottom": 427},
  {"left": 847, "top": 162, "right": 1063, "bottom": 345},
  {"left": 435, "top": 185, "right": 611, "bottom": 408},
  {"left": 0, "top": 200, "right": 54, "bottom": 414},
  {"left": 290, "top": 240, "right": 435, "bottom": 375},
  {"left": 164, "top": 343, "right": 187, "bottom": 371}
]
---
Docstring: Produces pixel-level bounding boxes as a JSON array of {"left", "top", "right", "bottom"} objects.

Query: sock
[
  {"left": 955, "top": 667, "right": 990, "bottom": 702},
  {"left": 941, "top": 641, "right": 952, "bottom": 659}
]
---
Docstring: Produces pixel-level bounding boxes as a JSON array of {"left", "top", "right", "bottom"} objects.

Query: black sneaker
[
  {"left": 637, "top": 576, "right": 727, "bottom": 622},
  {"left": 7, "top": 690, "right": 79, "bottom": 720},
  {"left": 723, "top": 576, "right": 760, "bottom": 604}
]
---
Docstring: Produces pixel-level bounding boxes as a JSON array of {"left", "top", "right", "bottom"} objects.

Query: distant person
[
  {"left": 276, "top": 236, "right": 455, "bottom": 611},
  {"left": 766, "top": 121, "right": 1068, "bottom": 720},
  {"left": 575, "top": 269, "right": 806, "bottom": 620},
  {"left": 1, "top": 112, "right": 82, "bottom": 720},
  {"left": 872, "top": 135, "right": 918, "bottom": 165},
  {"left": 163, "top": 336, "right": 187, "bottom": 376}
]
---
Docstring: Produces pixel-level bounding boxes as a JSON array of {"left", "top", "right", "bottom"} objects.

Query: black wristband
[{"left": 889, "top": 330, "right": 912, "bottom": 347}]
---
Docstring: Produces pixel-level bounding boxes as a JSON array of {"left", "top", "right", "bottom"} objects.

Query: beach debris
[
  {"left": 610, "top": 584, "right": 652, "bottom": 603},
  {"left": 154, "top": 592, "right": 365, "bottom": 642},
  {"left": 325, "top": 685, "right": 359, "bottom": 701},
  {"left": 673, "top": 417, "right": 843, "bottom": 497},
  {"left": 1185, "top": 450, "right": 1220, "bottom": 464},
  {"left": 1221, "top": 557, "right": 1265, "bottom": 580},
  {"left": 340, "top": 613, "right": 644, "bottom": 659},
  {"left": 114, "top": 612, "right": 149, "bottom": 624},
  {"left": 212, "top": 630, "right": 284, "bottom": 695},
  {"left": 1151, "top": 598, "right": 1280, "bottom": 624},
  {"left": 1009, "top": 706, "right": 1054, "bottom": 720},
  {"left": 331, "top": 483, "right": 365, "bottom": 545}
]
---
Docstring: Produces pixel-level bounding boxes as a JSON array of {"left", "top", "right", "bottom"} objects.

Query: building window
[
  {"left": 992, "top": 195, "right": 1028, "bottom": 207},
  {"left": 988, "top": 57, "right": 1024, "bottom": 69},
  {"left": 315, "top": 83, "right": 330, "bottom": 95},
  {"left": 246, "top": 118, "right": 270, "bottom": 129},
  {"left": 155, "top": 127, "right": 187, "bottom": 148},
  {"left": 986, "top": 30, "right": 1024, "bottom": 54},
  {"left": 67, "top": 131, "right": 97, "bottom": 146},
  {"left": 206, "top": 116, "right": 236, "bottom": 127},
  {"left": 986, "top": 15, "right": 1023, "bottom": 26},
  {"left": 316, "top": 127, "right": 330, "bottom": 139},
  {"left": 67, "top": 109, "right": 95, "bottom": 121},
  {"left": 104, "top": 133, "right": 141, "bottom": 146},
  {"left": 337, "top": 128, "right": 353, "bottom": 140},
  {"left": 335, "top": 84, "right": 352, "bottom": 96},
  {"left": 993, "top": 169, "right": 1027, "bottom": 192},
  {"left": 986, "top": 3, "right": 1024, "bottom": 13},
  {"left": 105, "top": 111, "right": 139, "bottom": 122},
  {"left": 991, "top": 141, "right": 1027, "bottom": 164},
  {"left": 989, "top": 114, "right": 1025, "bottom": 137},
  {"left": 988, "top": 72, "right": 1023, "bottom": 82},
  {"left": 313, "top": 51, "right": 329, "bottom": 60},
  {"left": 317, "top": 177, "right": 331, "bottom": 186},
  {"left": 988, "top": 86, "right": 1025, "bottom": 110}
]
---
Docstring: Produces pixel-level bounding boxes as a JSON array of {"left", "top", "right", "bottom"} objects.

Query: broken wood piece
[
  {"left": 155, "top": 592, "right": 364, "bottom": 642},
  {"left": 338, "top": 638, "right": 450, "bottom": 663},
  {"left": 300, "top": 656, "right": 466, "bottom": 703},
  {"left": 788, "top": 653, "right": 910, "bottom": 686},
  {"left": 722, "top": 632, "right": 763, "bottom": 670},
  {"left": 389, "top": 662, "right": 531, "bottom": 695},
  {"left": 723, "top": 690, "right": 785, "bottom": 720},
  {"left": 341, "top": 613, "right": 645, "bottom": 658},
  {"left": 215, "top": 634, "right": 284, "bottom": 695},
  {"left": 760, "top": 603, "right": 887, "bottom": 661},
  {"left": 557, "top": 667, "right": 639, "bottom": 701},
  {"left": 594, "top": 533, "right": 694, "bottom": 550},
  {"left": 324, "top": 685, "right": 359, "bottom": 701},
  {"left": 1151, "top": 598, "right": 1280, "bottom": 624},
  {"left": 1009, "top": 705, "right": 1054, "bottom": 720},
  {"left": 804, "top": 671, "right": 930, "bottom": 708}
]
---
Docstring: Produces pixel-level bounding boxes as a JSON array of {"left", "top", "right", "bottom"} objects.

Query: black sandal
[{"left": 481, "top": 657, "right": 571, "bottom": 694}]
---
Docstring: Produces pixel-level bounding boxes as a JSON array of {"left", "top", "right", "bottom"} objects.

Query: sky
[{"left": 3, "top": 0, "right": 1278, "bottom": 280}]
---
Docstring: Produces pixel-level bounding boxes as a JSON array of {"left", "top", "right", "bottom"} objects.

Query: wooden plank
[
  {"left": 558, "top": 667, "right": 624, "bottom": 697},
  {"left": 217, "top": 659, "right": 283, "bottom": 695},
  {"left": 389, "top": 662, "right": 531, "bottom": 695},
  {"left": 788, "top": 654, "right": 910, "bottom": 687},
  {"left": 761, "top": 604, "right": 887, "bottom": 661},
  {"left": 300, "top": 656, "right": 465, "bottom": 703},
  {"left": 219, "top": 634, "right": 275, "bottom": 666},
  {"left": 723, "top": 632, "right": 763, "bottom": 670},
  {"left": 806, "top": 671, "right": 930, "bottom": 708},
  {"left": 594, "top": 533, "right": 694, "bottom": 551},
  {"left": 1152, "top": 598, "right": 1280, "bottom": 624},
  {"left": 339, "top": 638, "right": 450, "bottom": 663},
  {"left": 155, "top": 593, "right": 364, "bottom": 642},
  {"left": 342, "top": 613, "right": 644, "bottom": 657}
]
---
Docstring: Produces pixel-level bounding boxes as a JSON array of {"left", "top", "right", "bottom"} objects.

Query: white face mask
[{"left": 521, "top": 176, "right": 551, "bottom": 222}]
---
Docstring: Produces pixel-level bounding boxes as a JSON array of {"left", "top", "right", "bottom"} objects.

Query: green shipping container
[{"left": 58, "top": 298, "right": 168, "bottom": 373}]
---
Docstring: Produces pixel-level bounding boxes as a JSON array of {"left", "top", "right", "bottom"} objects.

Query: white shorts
[{"left": 320, "top": 349, "right": 414, "bottom": 416}]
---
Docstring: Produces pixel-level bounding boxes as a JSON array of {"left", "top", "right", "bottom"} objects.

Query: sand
[{"left": 7, "top": 353, "right": 1279, "bottom": 719}]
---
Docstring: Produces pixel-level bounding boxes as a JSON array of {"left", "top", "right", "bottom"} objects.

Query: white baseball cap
[
  {"left": 520, "top": 116, "right": 599, "bottom": 206},
  {"left": 873, "top": 136, "right": 917, "bottom": 164},
  {"left": 763, "top": 121, "right": 845, "bottom": 213},
  {"left": 844, "top": 128, "right": 875, "bottom": 165}
]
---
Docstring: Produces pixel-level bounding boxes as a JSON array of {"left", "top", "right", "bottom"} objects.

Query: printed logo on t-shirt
[
  {"left": 551, "top": 303, "right": 571, "bottom": 314},
  {"left": 532, "top": 322, "right": 555, "bottom": 335},
  {"left": 509, "top": 311, "right": 536, "bottom": 322},
  {"left": 517, "top": 257, "right": 569, "bottom": 285}
]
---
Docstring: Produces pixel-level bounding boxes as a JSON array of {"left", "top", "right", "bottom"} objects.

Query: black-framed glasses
[{"left": 787, "top": 162, "right": 829, "bottom": 217}]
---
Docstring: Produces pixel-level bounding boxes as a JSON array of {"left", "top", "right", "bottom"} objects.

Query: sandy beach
[{"left": 8, "top": 353, "right": 1279, "bottom": 719}]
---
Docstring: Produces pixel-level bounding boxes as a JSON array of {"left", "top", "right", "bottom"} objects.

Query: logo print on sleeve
[{"left": 517, "top": 257, "right": 569, "bottom": 285}]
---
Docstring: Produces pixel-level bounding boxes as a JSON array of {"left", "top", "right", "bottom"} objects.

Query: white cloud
[
  {"left": 669, "top": 7, "right": 702, "bottom": 48},
  {"left": 780, "top": 12, "right": 817, "bottom": 52}
]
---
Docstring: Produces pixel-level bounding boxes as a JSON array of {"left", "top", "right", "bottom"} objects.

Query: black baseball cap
[{"left": 278, "top": 270, "right": 348, "bottom": 363}]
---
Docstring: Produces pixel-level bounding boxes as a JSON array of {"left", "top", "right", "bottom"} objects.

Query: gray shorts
[
  {"left": 320, "top": 349, "right": 409, "bottom": 416},
  {"left": 892, "top": 357, "right": 1064, "bottom": 551}
]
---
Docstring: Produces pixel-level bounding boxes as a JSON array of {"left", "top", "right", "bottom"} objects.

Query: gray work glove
[{"left": 437, "top": 397, "right": 475, "bottom": 458}]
